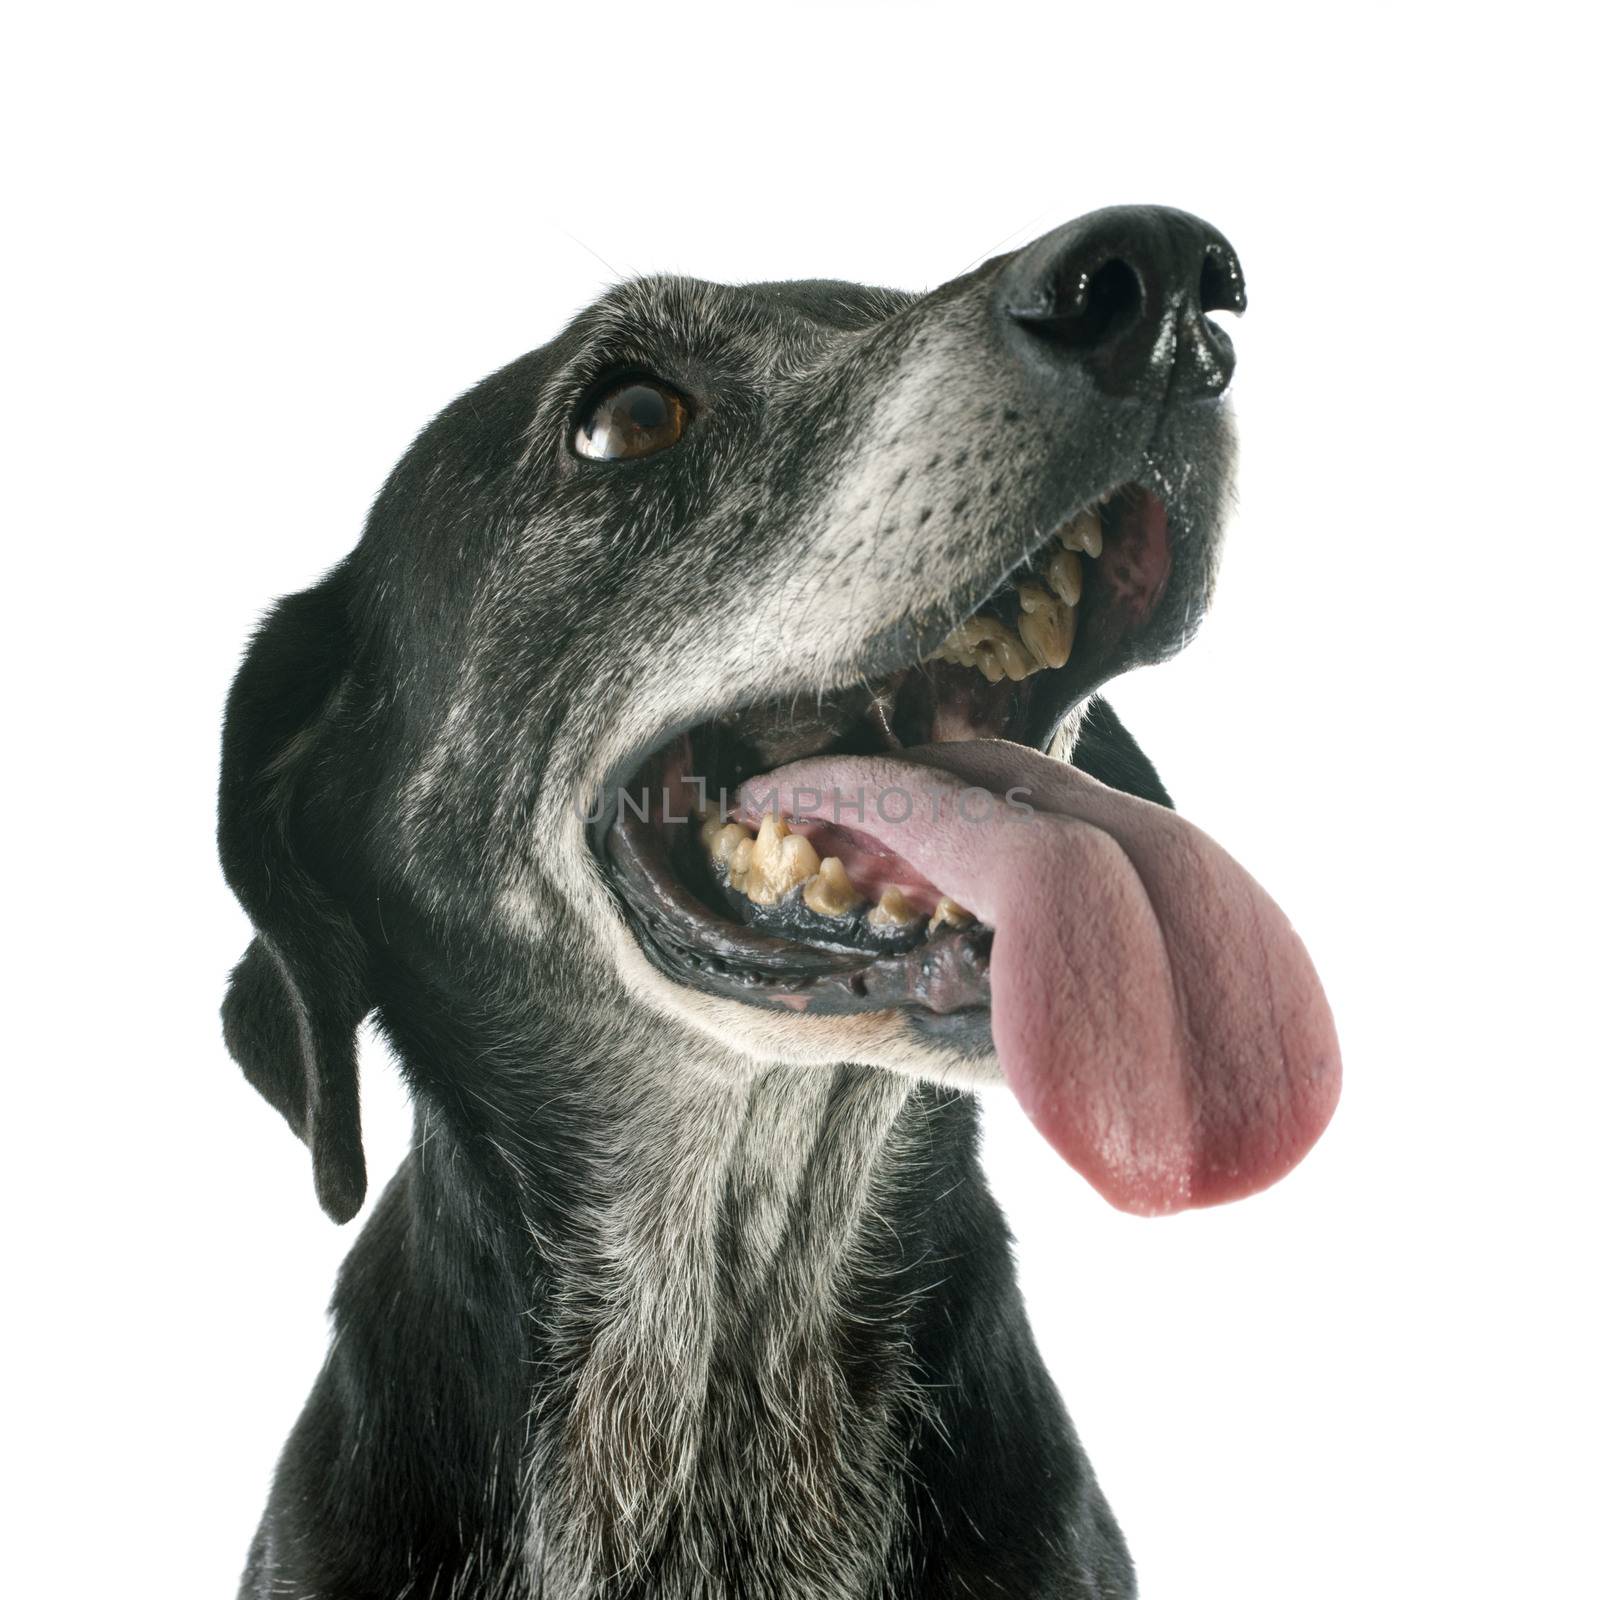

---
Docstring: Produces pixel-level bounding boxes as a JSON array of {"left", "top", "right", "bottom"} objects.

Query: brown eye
[{"left": 573, "top": 378, "right": 689, "bottom": 461}]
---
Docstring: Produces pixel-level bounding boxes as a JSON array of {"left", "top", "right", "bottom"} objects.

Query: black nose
[{"left": 1000, "top": 206, "right": 1245, "bottom": 400}]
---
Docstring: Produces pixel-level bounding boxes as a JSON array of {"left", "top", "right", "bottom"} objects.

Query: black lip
[{"left": 606, "top": 797, "right": 996, "bottom": 1016}]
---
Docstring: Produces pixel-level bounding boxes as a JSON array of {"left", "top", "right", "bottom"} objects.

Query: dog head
[{"left": 220, "top": 206, "right": 1338, "bottom": 1222}]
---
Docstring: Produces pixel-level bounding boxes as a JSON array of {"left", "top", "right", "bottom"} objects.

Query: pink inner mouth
[{"left": 738, "top": 740, "right": 1341, "bottom": 1217}]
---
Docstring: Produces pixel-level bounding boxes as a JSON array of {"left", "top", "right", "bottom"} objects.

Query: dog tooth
[
  {"left": 707, "top": 820, "right": 752, "bottom": 866},
  {"left": 937, "top": 620, "right": 990, "bottom": 675},
  {"left": 803, "top": 856, "right": 863, "bottom": 918},
  {"left": 774, "top": 837, "right": 822, "bottom": 901},
  {"left": 941, "top": 615, "right": 1036, "bottom": 683},
  {"left": 927, "top": 895, "right": 973, "bottom": 934},
  {"left": 982, "top": 624, "right": 1033, "bottom": 679},
  {"left": 989, "top": 646, "right": 1038, "bottom": 682},
  {"left": 1016, "top": 580, "right": 1070, "bottom": 665},
  {"left": 1002, "top": 641, "right": 1039, "bottom": 681},
  {"left": 742, "top": 814, "right": 821, "bottom": 905},
  {"left": 750, "top": 812, "right": 787, "bottom": 870},
  {"left": 932, "top": 638, "right": 978, "bottom": 669},
  {"left": 949, "top": 617, "right": 1006, "bottom": 650},
  {"left": 867, "top": 886, "right": 918, "bottom": 928},
  {"left": 1061, "top": 507, "right": 1104, "bottom": 559},
  {"left": 1043, "top": 548, "right": 1083, "bottom": 607},
  {"left": 1017, "top": 587, "right": 1077, "bottom": 670},
  {"left": 728, "top": 836, "right": 756, "bottom": 889}
]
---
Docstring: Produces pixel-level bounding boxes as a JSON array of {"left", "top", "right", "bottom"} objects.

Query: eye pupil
[
  {"left": 623, "top": 387, "right": 667, "bottom": 429},
  {"left": 574, "top": 379, "right": 689, "bottom": 461}
]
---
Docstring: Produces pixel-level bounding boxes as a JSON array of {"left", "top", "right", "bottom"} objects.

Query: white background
[{"left": 5, "top": 4, "right": 1596, "bottom": 1595}]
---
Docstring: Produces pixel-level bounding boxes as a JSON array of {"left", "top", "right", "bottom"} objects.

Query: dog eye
[{"left": 573, "top": 378, "right": 689, "bottom": 461}]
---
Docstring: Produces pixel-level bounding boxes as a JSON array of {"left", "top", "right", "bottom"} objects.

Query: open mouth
[
  {"left": 594, "top": 476, "right": 1340, "bottom": 1217},
  {"left": 601, "top": 483, "right": 1175, "bottom": 1027}
]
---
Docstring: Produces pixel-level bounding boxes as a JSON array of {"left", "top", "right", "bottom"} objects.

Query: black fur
[{"left": 220, "top": 211, "right": 1242, "bottom": 1597}]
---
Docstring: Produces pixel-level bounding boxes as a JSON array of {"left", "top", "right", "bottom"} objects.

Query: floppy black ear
[
  {"left": 1071, "top": 696, "right": 1173, "bottom": 809},
  {"left": 218, "top": 569, "right": 371, "bottom": 1223}
]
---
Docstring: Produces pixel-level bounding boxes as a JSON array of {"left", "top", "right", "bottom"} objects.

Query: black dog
[{"left": 220, "top": 206, "right": 1339, "bottom": 1598}]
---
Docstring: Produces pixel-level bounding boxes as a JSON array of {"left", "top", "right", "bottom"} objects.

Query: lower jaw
[{"left": 605, "top": 780, "right": 997, "bottom": 1020}]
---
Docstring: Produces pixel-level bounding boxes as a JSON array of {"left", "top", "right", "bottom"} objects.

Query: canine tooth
[
  {"left": 1061, "top": 507, "right": 1104, "bottom": 558},
  {"left": 867, "top": 886, "right": 918, "bottom": 928},
  {"left": 927, "top": 895, "right": 973, "bottom": 933},
  {"left": 803, "top": 856, "right": 862, "bottom": 917},
  {"left": 1044, "top": 548, "right": 1083, "bottom": 606},
  {"left": 1016, "top": 584, "right": 1077, "bottom": 670}
]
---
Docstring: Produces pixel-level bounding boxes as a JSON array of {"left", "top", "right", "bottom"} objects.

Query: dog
[{"left": 219, "top": 205, "right": 1340, "bottom": 1599}]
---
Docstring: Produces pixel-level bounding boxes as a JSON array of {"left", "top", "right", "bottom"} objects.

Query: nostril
[
  {"left": 1014, "top": 256, "right": 1145, "bottom": 354},
  {"left": 1053, "top": 258, "right": 1144, "bottom": 352},
  {"left": 1199, "top": 245, "right": 1247, "bottom": 316}
]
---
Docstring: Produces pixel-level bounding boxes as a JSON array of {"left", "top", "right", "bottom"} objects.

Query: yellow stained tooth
[
  {"left": 932, "top": 638, "right": 978, "bottom": 668},
  {"left": 1018, "top": 591, "right": 1077, "bottom": 670},
  {"left": 941, "top": 615, "right": 1037, "bottom": 683},
  {"left": 1016, "top": 581, "right": 1074, "bottom": 666},
  {"left": 728, "top": 836, "right": 755, "bottom": 889},
  {"left": 741, "top": 815, "right": 821, "bottom": 904},
  {"left": 803, "top": 856, "right": 862, "bottom": 917},
  {"left": 750, "top": 812, "right": 787, "bottom": 870},
  {"left": 928, "top": 895, "right": 973, "bottom": 934},
  {"left": 708, "top": 821, "right": 752, "bottom": 865},
  {"left": 1001, "top": 635, "right": 1038, "bottom": 681},
  {"left": 1044, "top": 547, "right": 1084, "bottom": 606},
  {"left": 744, "top": 812, "right": 786, "bottom": 897},
  {"left": 936, "top": 619, "right": 991, "bottom": 675},
  {"left": 1061, "top": 507, "right": 1104, "bottom": 558},
  {"left": 778, "top": 835, "right": 821, "bottom": 896},
  {"left": 952, "top": 616, "right": 1004, "bottom": 649},
  {"left": 867, "top": 886, "right": 918, "bottom": 928}
]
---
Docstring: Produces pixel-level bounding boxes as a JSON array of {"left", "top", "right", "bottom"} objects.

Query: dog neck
[
  {"left": 281, "top": 992, "right": 1124, "bottom": 1600},
  {"left": 510, "top": 1046, "right": 925, "bottom": 1592}
]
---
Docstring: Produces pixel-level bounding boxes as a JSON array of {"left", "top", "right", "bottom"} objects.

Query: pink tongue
[{"left": 742, "top": 741, "right": 1340, "bottom": 1215}]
